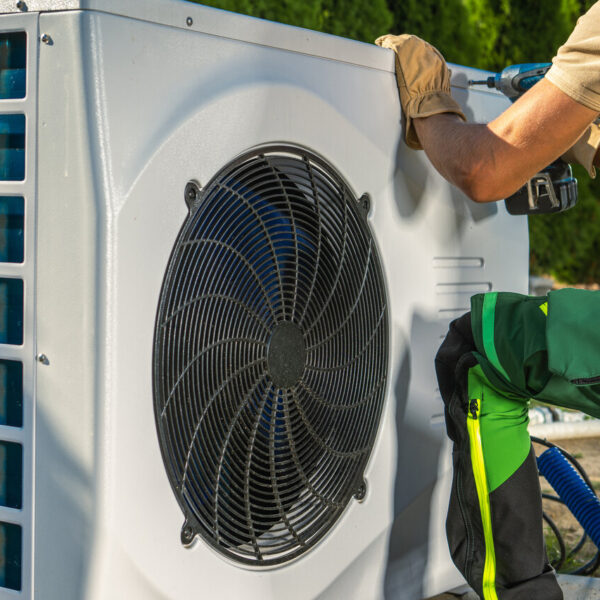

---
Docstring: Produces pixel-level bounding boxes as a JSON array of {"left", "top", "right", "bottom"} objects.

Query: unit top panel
[{"left": 0, "top": 0, "right": 502, "bottom": 88}]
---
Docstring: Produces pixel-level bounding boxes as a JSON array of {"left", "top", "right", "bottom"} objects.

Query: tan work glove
[
  {"left": 375, "top": 34, "right": 466, "bottom": 150},
  {"left": 561, "top": 121, "right": 600, "bottom": 177}
]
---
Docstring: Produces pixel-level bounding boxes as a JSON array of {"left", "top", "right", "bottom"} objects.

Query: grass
[{"left": 544, "top": 526, "right": 599, "bottom": 575}]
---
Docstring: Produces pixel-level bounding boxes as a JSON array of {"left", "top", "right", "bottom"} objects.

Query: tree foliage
[
  {"left": 318, "top": 0, "right": 394, "bottom": 44},
  {"left": 189, "top": 0, "right": 600, "bottom": 283},
  {"left": 390, "top": 0, "right": 500, "bottom": 68},
  {"left": 390, "top": 0, "right": 582, "bottom": 70},
  {"left": 192, "top": 0, "right": 393, "bottom": 44},
  {"left": 529, "top": 166, "right": 600, "bottom": 284}
]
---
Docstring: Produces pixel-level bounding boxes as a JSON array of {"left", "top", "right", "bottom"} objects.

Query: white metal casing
[{"left": 0, "top": 1, "right": 528, "bottom": 599}]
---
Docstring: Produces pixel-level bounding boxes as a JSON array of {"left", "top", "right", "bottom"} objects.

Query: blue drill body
[{"left": 471, "top": 62, "right": 552, "bottom": 101}]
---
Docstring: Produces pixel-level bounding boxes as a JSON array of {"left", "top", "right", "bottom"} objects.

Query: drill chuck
[{"left": 470, "top": 63, "right": 552, "bottom": 99}]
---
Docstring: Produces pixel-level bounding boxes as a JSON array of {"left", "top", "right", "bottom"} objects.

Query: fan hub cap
[{"left": 267, "top": 321, "right": 306, "bottom": 388}]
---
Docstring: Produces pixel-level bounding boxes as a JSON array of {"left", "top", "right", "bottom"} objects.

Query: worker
[
  {"left": 377, "top": 4, "right": 600, "bottom": 600},
  {"left": 376, "top": 5, "right": 600, "bottom": 203}
]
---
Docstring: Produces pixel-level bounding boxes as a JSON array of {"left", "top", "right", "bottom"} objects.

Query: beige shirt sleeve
[{"left": 546, "top": 1, "right": 600, "bottom": 112}]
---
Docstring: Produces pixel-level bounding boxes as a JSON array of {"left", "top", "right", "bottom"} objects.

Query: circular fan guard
[{"left": 153, "top": 146, "right": 388, "bottom": 566}]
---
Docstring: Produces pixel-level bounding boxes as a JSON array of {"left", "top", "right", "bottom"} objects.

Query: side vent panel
[{"left": 0, "top": 18, "right": 36, "bottom": 597}]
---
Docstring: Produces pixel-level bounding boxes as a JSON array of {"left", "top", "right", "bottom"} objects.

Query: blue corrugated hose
[{"left": 537, "top": 446, "right": 600, "bottom": 549}]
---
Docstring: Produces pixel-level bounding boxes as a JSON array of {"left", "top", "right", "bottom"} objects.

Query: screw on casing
[
  {"left": 354, "top": 480, "right": 367, "bottom": 502},
  {"left": 181, "top": 523, "right": 195, "bottom": 546},
  {"left": 358, "top": 193, "right": 371, "bottom": 218},
  {"left": 184, "top": 181, "right": 200, "bottom": 210}
]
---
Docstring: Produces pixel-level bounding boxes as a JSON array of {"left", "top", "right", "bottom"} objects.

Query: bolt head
[
  {"left": 358, "top": 193, "right": 370, "bottom": 217},
  {"left": 354, "top": 481, "right": 367, "bottom": 502},
  {"left": 186, "top": 16, "right": 193, "bottom": 27},
  {"left": 181, "top": 525, "right": 195, "bottom": 546},
  {"left": 184, "top": 181, "right": 200, "bottom": 208}
]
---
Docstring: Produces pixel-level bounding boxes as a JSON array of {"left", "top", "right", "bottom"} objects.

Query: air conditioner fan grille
[{"left": 153, "top": 146, "right": 388, "bottom": 565}]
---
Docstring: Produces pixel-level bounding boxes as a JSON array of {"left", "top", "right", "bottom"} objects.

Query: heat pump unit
[{"left": 0, "top": 1, "right": 528, "bottom": 599}]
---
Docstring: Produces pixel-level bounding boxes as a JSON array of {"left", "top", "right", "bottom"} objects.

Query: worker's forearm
[
  {"left": 414, "top": 113, "right": 548, "bottom": 202},
  {"left": 413, "top": 115, "right": 504, "bottom": 202},
  {"left": 413, "top": 79, "right": 599, "bottom": 202}
]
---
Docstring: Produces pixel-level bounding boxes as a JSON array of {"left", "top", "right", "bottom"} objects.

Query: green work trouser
[{"left": 435, "top": 289, "right": 600, "bottom": 600}]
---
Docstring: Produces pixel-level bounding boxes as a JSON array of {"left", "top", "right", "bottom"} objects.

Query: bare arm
[{"left": 413, "top": 78, "right": 599, "bottom": 202}]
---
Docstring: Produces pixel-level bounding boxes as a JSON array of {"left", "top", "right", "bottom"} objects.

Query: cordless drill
[{"left": 470, "top": 63, "right": 578, "bottom": 215}]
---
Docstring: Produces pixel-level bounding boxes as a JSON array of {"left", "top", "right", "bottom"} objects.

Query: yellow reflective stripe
[
  {"left": 467, "top": 399, "right": 499, "bottom": 600},
  {"left": 539, "top": 301, "right": 548, "bottom": 316}
]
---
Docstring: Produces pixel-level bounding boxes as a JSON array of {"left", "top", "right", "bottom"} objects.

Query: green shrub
[{"left": 190, "top": 0, "right": 393, "bottom": 44}]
